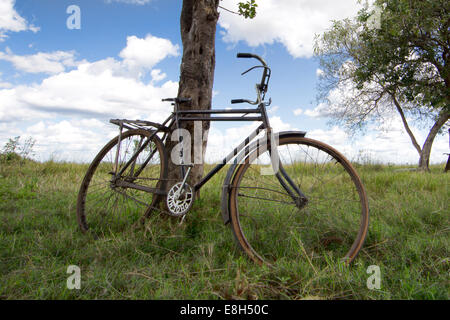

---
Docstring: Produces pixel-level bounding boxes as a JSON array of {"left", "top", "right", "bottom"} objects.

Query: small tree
[
  {"left": 1, "top": 136, "right": 36, "bottom": 162},
  {"left": 314, "top": 0, "right": 449, "bottom": 170}
]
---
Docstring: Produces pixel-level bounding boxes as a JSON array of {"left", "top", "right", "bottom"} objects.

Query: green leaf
[{"left": 238, "top": 0, "right": 258, "bottom": 19}]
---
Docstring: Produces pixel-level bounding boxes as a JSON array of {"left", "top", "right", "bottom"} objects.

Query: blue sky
[{"left": 0, "top": 0, "right": 447, "bottom": 164}]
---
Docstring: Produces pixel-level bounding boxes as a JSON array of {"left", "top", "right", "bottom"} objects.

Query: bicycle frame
[
  {"left": 109, "top": 52, "right": 306, "bottom": 203},
  {"left": 110, "top": 101, "right": 271, "bottom": 192},
  {"left": 110, "top": 99, "right": 307, "bottom": 206}
]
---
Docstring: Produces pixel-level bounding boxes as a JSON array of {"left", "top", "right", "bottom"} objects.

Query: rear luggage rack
[{"left": 110, "top": 119, "right": 170, "bottom": 132}]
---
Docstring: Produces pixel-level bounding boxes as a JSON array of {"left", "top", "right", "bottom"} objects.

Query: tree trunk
[
  {"left": 165, "top": 0, "right": 220, "bottom": 192},
  {"left": 445, "top": 128, "right": 450, "bottom": 172},
  {"left": 391, "top": 94, "right": 449, "bottom": 171},
  {"left": 418, "top": 109, "right": 450, "bottom": 171}
]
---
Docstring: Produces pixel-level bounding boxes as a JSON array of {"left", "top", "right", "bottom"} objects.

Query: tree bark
[
  {"left": 165, "top": 0, "right": 220, "bottom": 192},
  {"left": 418, "top": 109, "right": 450, "bottom": 171},
  {"left": 445, "top": 127, "right": 450, "bottom": 172}
]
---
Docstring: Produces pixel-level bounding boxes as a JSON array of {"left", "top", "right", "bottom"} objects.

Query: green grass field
[{"left": 0, "top": 157, "right": 448, "bottom": 300}]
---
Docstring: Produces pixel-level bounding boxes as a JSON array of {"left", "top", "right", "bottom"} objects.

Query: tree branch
[
  {"left": 391, "top": 93, "right": 423, "bottom": 155},
  {"left": 218, "top": 5, "right": 239, "bottom": 15}
]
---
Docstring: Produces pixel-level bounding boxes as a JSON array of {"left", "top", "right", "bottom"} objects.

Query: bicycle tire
[
  {"left": 77, "top": 129, "right": 168, "bottom": 236},
  {"left": 229, "top": 135, "right": 369, "bottom": 266}
]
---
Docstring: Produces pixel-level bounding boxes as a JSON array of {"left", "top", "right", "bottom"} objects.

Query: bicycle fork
[
  {"left": 276, "top": 164, "right": 309, "bottom": 209},
  {"left": 266, "top": 129, "right": 309, "bottom": 209}
]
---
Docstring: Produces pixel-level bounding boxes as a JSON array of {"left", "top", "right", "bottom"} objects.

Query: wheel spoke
[
  {"left": 229, "top": 136, "right": 369, "bottom": 266},
  {"left": 77, "top": 129, "right": 166, "bottom": 235}
]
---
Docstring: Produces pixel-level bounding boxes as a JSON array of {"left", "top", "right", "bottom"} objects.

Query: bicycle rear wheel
[
  {"left": 229, "top": 135, "right": 369, "bottom": 266},
  {"left": 77, "top": 129, "right": 167, "bottom": 236}
]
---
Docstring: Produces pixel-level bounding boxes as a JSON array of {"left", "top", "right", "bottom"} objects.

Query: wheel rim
[
  {"left": 230, "top": 137, "right": 369, "bottom": 266},
  {"left": 77, "top": 130, "right": 166, "bottom": 236}
]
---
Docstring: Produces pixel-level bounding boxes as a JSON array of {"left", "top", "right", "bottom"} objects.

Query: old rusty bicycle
[{"left": 77, "top": 53, "right": 369, "bottom": 266}]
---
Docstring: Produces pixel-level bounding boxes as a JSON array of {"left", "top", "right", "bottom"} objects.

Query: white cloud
[
  {"left": 0, "top": 48, "right": 81, "bottom": 74},
  {"left": 304, "top": 103, "right": 333, "bottom": 118},
  {"left": 2, "top": 60, "right": 178, "bottom": 123},
  {"left": 268, "top": 105, "right": 280, "bottom": 114},
  {"left": 119, "top": 34, "right": 179, "bottom": 72},
  {"left": 0, "top": 0, "right": 39, "bottom": 41},
  {"left": 150, "top": 69, "right": 167, "bottom": 83},
  {"left": 308, "top": 126, "right": 352, "bottom": 155},
  {"left": 0, "top": 34, "right": 181, "bottom": 161},
  {"left": 316, "top": 68, "right": 325, "bottom": 78},
  {"left": 0, "top": 72, "right": 12, "bottom": 88},
  {"left": 23, "top": 119, "right": 111, "bottom": 162},
  {"left": 0, "top": 33, "right": 179, "bottom": 77},
  {"left": 293, "top": 108, "right": 303, "bottom": 116},
  {"left": 0, "top": 34, "right": 180, "bottom": 123},
  {"left": 218, "top": 0, "right": 367, "bottom": 58},
  {"left": 305, "top": 124, "right": 449, "bottom": 165}
]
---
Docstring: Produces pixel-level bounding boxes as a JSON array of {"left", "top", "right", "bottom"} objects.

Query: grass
[{"left": 0, "top": 157, "right": 448, "bottom": 300}]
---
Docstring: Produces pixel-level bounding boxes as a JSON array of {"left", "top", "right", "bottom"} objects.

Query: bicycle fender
[
  {"left": 220, "top": 162, "right": 238, "bottom": 225},
  {"left": 219, "top": 130, "right": 306, "bottom": 225}
]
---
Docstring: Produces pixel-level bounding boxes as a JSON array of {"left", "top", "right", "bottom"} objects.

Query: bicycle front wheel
[
  {"left": 77, "top": 129, "right": 167, "bottom": 236},
  {"left": 229, "top": 135, "right": 369, "bottom": 266}
]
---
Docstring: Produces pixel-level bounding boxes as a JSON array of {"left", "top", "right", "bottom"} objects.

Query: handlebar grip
[
  {"left": 237, "top": 53, "right": 254, "bottom": 58},
  {"left": 231, "top": 99, "right": 246, "bottom": 104}
]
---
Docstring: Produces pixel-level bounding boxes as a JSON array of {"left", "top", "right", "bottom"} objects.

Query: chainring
[{"left": 166, "top": 182, "right": 194, "bottom": 217}]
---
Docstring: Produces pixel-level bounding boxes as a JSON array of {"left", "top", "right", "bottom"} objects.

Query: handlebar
[
  {"left": 234, "top": 52, "right": 271, "bottom": 105},
  {"left": 236, "top": 53, "right": 253, "bottom": 58},
  {"left": 236, "top": 53, "right": 268, "bottom": 68},
  {"left": 231, "top": 99, "right": 254, "bottom": 105}
]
